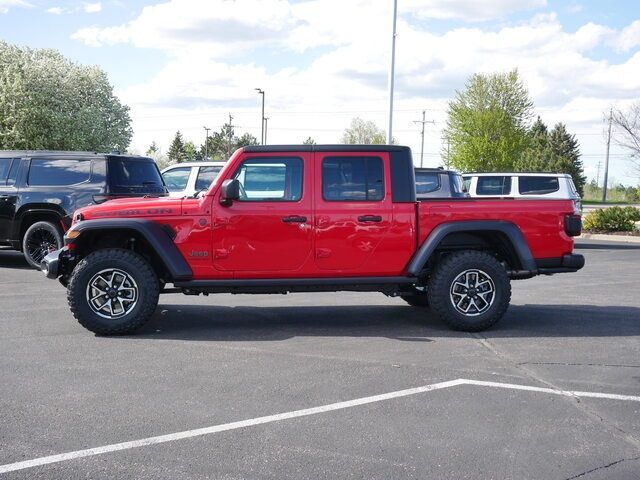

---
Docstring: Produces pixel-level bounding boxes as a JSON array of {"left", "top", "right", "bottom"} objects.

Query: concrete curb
[{"left": 579, "top": 233, "right": 640, "bottom": 244}]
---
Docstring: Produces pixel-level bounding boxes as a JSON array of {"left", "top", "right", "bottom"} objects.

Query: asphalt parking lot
[{"left": 1, "top": 239, "right": 639, "bottom": 479}]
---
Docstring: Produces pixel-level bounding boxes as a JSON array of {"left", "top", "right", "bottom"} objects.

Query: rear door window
[
  {"left": 476, "top": 176, "right": 512, "bottom": 195},
  {"left": 322, "top": 156, "right": 384, "bottom": 201},
  {"left": 28, "top": 158, "right": 91, "bottom": 186},
  {"left": 0, "top": 158, "right": 13, "bottom": 185},
  {"left": 414, "top": 171, "right": 440, "bottom": 194},
  {"left": 518, "top": 176, "right": 560, "bottom": 195},
  {"left": 195, "top": 166, "right": 222, "bottom": 192}
]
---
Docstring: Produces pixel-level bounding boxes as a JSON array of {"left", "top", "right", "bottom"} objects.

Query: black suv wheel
[
  {"left": 67, "top": 249, "right": 159, "bottom": 335},
  {"left": 428, "top": 250, "right": 511, "bottom": 332},
  {"left": 23, "top": 221, "right": 63, "bottom": 269}
]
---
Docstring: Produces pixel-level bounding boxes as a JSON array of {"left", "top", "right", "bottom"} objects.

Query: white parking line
[{"left": 1, "top": 378, "right": 638, "bottom": 475}]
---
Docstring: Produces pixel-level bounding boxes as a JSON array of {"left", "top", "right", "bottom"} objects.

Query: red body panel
[{"left": 73, "top": 148, "right": 576, "bottom": 280}]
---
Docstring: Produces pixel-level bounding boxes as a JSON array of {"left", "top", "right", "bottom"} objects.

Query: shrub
[{"left": 583, "top": 206, "right": 640, "bottom": 232}]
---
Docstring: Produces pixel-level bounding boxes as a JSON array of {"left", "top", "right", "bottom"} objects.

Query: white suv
[
  {"left": 161, "top": 162, "right": 226, "bottom": 197},
  {"left": 463, "top": 173, "right": 581, "bottom": 212}
]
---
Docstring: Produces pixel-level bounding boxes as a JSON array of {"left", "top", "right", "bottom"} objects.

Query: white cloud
[
  {"left": 614, "top": 19, "right": 640, "bottom": 52},
  {"left": 84, "top": 2, "right": 101, "bottom": 13},
  {"left": 401, "top": 0, "right": 547, "bottom": 22},
  {"left": 46, "top": 6, "right": 64, "bottom": 14},
  {"left": 0, "top": 0, "right": 30, "bottom": 14}
]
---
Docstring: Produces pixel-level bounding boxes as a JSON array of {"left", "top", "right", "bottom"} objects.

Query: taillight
[{"left": 564, "top": 214, "right": 582, "bottom": 237}]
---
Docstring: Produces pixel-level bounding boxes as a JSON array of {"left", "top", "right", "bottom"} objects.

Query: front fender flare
[{"left": 67, "top": 218, "right": 193, "bottom": 281}]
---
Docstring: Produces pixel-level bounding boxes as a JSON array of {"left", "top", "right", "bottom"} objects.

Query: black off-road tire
[
  {"left": 67, "top": 248, "right": 159, "bottom": 335},
  {"left": 427, "top": 250, "right": 511, "bottom": 332},
  {"left": 400, "top": 287, "right": 430, "bottom": 307},
  {"left": 22, "top": 221, "right": 63, "bottom": 269}
]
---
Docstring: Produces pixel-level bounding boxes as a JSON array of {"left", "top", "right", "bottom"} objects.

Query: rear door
[
  {"left": 0, "top": 157, "right": 20, "bottom": 242},
  {"left": 212, "top": 153, "right": 312, "bottom": 274},
  {"left": 314, "top": 151, "right": 393, "bottom": 273}
]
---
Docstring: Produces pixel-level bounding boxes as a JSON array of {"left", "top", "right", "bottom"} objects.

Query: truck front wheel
[
  {"left": 428, "top": 250, "right": 511, "bottom": 332},
  {"left": 67, "top": 249, "right": 159, "bottom": 335}
]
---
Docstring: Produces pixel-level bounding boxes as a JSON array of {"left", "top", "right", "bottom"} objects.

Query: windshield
[{"left": 108, "top": 157, "right": 166, "bottom": 195}]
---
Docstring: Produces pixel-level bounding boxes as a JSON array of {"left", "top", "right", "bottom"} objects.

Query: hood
[{"left": 73, "top": 196, "right": 183, "bottom": 223}]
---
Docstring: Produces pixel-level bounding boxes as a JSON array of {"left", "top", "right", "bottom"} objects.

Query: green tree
[
  {"left": 0, "top": 41, "right": 132, "bottom": 151},
  {"left": 303, "top": 137, "right": 316, "bottom": 145},
  {"left": 547, "top": 123, "right": 586, "bottom": 195},
  {"left": 183, "top": 141, "right": 199, "bottom": 162},
  {"left": 145, "top": 141, "right": 159, "bottom": 156},
  {"left": 202, "top": 118, "right": 258, "bottom": 160},
  {"left": 168, "top": 131, "right": 185, "bottom": 163},
  {"left": 445, "top": 69, "right": 533, "bottom": 172},
  {"left": 341, "top": 118, "right": 387, "bottom": 144}
]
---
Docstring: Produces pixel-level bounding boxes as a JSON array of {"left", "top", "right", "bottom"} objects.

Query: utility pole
[
  {"left": 255, "top": 88, "right": 265, "bottom": 144},
  {"left": 387, "top": 0, "right": 398, "bottom": 145},
  {"left": 203, "top": 126, "right": 210, "bottom": 160},
  {"left": 264, "top": 117, "right": 269, "bottom": 145},
  {"left": 595, "top": 160, "right": 602, "bottom": 187},
  {"left": 227, "top": 113, "right": 235, "bottom": 159},
  {"left": 602, "top": 108, "right": 613, "bottom": 202},
  {"left": 413, "top": 110, "right": 435, "bottom": 167}
]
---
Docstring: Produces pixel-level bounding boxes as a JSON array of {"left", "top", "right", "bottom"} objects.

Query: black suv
[
  {"left": 0, "top": 151, "right": 166, "bottom": 268},
  {"left": 414, "top": 167, "right": 468, "bottom": 199}
]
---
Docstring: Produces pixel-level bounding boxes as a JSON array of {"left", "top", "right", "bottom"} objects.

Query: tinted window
[
  {"left": 462, "top": 177, "right": 471, "bottom": 193},
  {"left": 476, "top": 176, "right": 511, "bottom": 195},
  {"left": 195, "top": 166, "right": 222, "bottom": 192},
  {"left": 0, "top": 158, "right": 13, "bottom": 184},
  {"left": 234, "top": 157, "right": 303, "bottom": 201},
  {"left": 322, "top": 156, "right": 384, "bottom": 201},
  {"left": 110, "top": 158, "right": 164, "bottom": 188},
  {"left": 28, "top": 158, "right": 91, "bottom": 186},
  {"left": 518, "top": 176, "right": 560, "bottom": 195},
  {"left": 451, "top": 174, "right": 465, "bottom": 194},
  {"left": 415, "top": 171, "right": 440, "bottom": 194},
  {"left": 162, "top": 167, "right": 191, "bottom": 192}
]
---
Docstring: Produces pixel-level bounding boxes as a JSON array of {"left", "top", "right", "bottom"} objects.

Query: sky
[{"left": 1, "top": 0, "right": 639, "bottom": 184}]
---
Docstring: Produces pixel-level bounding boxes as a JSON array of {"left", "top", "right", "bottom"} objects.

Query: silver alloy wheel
[
  {"left": 86, "top": 269, "right": 139, "bottom": 319},
  {"left": 449, "top": 269, "right": 495, "bottom": 316}
]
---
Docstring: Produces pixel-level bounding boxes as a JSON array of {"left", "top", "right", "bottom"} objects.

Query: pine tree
[
  {"left": 548, "top": 123, "right": 586, "bottom": 196},
  {"left": 168, "top": 131, "right": 185, "bottom": 163},
  {"left": 145, "top": 141, "right": 159, "bottom": 156}
]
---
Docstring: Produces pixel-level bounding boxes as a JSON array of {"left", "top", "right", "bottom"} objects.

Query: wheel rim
[
  {"left": 25, "top": 228, "right": 58, "bottom": 264},
  {"left": 86, "top": 269, "right": 139, "bottom": 319},
  {"left": 449, "top": 269, "right": 495, "bottom": 316}
]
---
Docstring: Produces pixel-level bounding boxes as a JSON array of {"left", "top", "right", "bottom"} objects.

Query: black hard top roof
[
  {"left": 242, "top": 144, "right": 411, "bottom": 153},
  {"left": 0, "top": 150, "right": 153, "bottom": 160}
]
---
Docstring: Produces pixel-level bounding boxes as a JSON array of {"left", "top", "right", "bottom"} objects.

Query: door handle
[
  {"left": 282, "top": 215, "right": 307, "bottom": 223},
  {"left": 357, "top": 215, "right": 382, "bottom": 223}
]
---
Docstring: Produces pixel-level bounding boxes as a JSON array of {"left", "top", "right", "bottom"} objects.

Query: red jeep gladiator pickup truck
[{"left": 41, "top": 145, "right": 584, "bottom": 335}]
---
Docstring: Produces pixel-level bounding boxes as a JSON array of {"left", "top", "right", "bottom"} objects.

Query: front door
[
  {"left": 212, "top": 153, "right": 313, "bottom": 274},
  {"left": 314, "top": 152, "right": 393, "bottom": 274}
]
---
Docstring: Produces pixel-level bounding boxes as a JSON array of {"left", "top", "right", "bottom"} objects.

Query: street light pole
[
  {"left": 203, "top": 126, "right": 210, "bottom": 160},
  {"left": 387, "top": 0, "right": 398, "bottom": 145},
  {"left": 264, "top": 117, "right": 269, "bottom": 145},
  {"left": 255, "top": 88, "right": 265, "bottom": 145}
]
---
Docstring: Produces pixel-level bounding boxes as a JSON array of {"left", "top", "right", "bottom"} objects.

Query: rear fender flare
[{"left": 406, "top": 220, "right": 536, "bottom": 276}]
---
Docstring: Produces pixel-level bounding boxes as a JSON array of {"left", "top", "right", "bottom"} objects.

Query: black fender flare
[
  {"left": 406, "top": 220, "right": 536, "bottom": 276},
  {"left": 66, "top": 218, "right": 193, "bottom": 281}
]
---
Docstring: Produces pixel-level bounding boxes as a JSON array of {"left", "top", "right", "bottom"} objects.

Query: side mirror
[{"left": 220, "top": 179, "right": 240, "bottom": 206}]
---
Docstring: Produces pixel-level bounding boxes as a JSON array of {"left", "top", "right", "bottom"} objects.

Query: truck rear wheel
[
  {"left": 428, "top": 250, "right": 511, "bottom": 332},
  {"left": 67, "top": 249, "right": 159, "bottom": 335}
]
